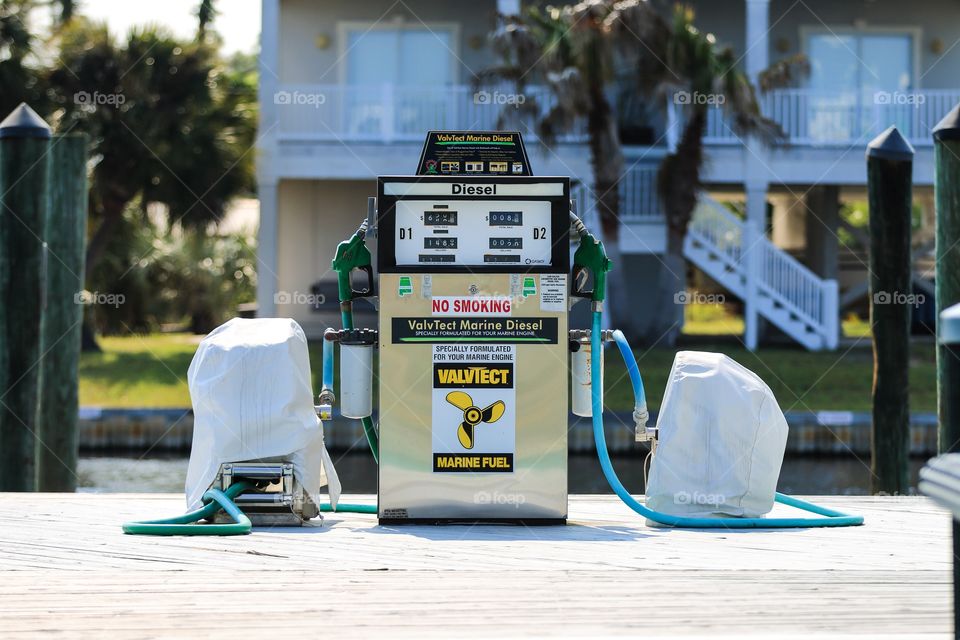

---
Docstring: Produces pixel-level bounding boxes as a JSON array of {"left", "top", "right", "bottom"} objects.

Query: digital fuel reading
[{"left": 393, "top": 199, "right": 552, "bottom": 267}]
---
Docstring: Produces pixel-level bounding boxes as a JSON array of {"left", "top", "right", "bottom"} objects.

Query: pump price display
[
  {"left": 489, "top": 211, "right": 522, "bottom": 226},
  {"left": 395, "top": 199, "right": 551, "bottom": 267},
  {"left": 424, "top": 210, "right": 458, "bottom": 226}
]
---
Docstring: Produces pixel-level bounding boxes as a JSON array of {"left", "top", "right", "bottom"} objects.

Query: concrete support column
[
  {"left": 259, "top": 0, "right": 280, "bottom": 136},
  {"left": 770, "top": 194, "right": 806, "bottom": 250},
  {"left": 804, "top": 185, "right": 841, "bottom": 280},
  {"left": 745, "top": 0, "right": 771, "bottom": 85},
  {"left": 256, "top": 180, "right": 279, "bottom": 317},
  {"left": 744, "top": 183, "right": 768, "bottom": 350},
  {"left": 256, "top": 0, "right": 281, "bottom": 318}
]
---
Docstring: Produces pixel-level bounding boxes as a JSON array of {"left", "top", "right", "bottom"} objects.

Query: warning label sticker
[
  {"left": 539, "top": 274, "right": 566, "bottom": 312},
  {"left": 431, "top": 296, "right": 512, "bottom": 316},
  {"left": 392, "top": 317, "right": 558, "bottom": 343},
  {"left": 432, "top": 344, "right": 515, "bottom": 473}
]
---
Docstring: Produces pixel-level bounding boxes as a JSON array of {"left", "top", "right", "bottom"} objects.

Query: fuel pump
[
  {"left": 123, "top": 131, "right": 864, "bottom": 535},
  {"left": 328, "top": 130, "right": 864, "bottom": 527}
]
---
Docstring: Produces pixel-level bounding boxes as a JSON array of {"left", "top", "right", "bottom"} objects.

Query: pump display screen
[
  {"left": 424, "top": 237, "right": 458, "bottom": 250},
  {"left": 489, "top": 211, "right": 522, "bottom": 226},
  {"left": 393, "top": 200, "right": 552, "bottom": 267},
  {"left": 424, "top": 210, "right": 458, "bottom": 226}
]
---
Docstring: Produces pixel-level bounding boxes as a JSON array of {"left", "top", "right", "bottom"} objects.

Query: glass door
[
  {"left": 344, "top": 25, "right": 455, "bottom": 139},
  {"left": 805, "top": 31, "right": 913, "bottom": 143}
]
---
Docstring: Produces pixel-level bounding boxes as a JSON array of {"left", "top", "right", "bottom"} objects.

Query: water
[{"left": 78, "top": 454, "right": 926, "bottom": 495}]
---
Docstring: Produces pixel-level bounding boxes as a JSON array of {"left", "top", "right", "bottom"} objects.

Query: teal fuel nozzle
[{"left": 572, "top": 233, "right": 612, "bottom": 304}]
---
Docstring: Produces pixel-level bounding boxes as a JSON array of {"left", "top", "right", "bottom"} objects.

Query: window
[
  {"left": 345, "top": 26, "right": 455, "bottom": 86},
  {"left": 340, "top": 24, "right": 458, "bottom": 138},
  {"left": 804, "top": 29, "right": 916, "bottom": 142}
]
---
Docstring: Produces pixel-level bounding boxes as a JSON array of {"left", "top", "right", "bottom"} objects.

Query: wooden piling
[
  {"left": 934, "top": 104, "right": 960, "bottom": 640},
  {"left": 0, "top": 104, "right": 51, "bottom": 491},
  {"left": 934, "top": 104, "right": 960, "bottom": 455},
  {"left": 866, "top": 126, "right": 914, "bottom": 495},
  {"left": 37, "top": 134, "right": 88, "bottom": 492}
]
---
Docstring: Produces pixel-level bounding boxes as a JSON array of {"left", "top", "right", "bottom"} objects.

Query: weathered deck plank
[{"left": 0, "top": 494, "right": 951, "bottom": 638}]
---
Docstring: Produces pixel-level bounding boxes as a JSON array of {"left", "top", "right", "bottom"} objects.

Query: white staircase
[{"left": 684, "top": 195, "right": 839, "bottom": 350}]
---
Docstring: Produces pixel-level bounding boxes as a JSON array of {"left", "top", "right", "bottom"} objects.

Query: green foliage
[
  {"left": 0, "top": 0, "right": 47, "bottom": 115},
  {"left": 87, "top": 204, "right": 257, "bottom": 336},
  {"left": 47, "top": 19, "right": 256, "bottom": 232}
]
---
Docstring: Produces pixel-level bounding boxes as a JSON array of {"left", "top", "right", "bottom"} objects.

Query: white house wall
[
  {"left": 275, "top": 179, "right": 375, "bottom": 334},
  {"left": 278, "top": 0, "right": 500, "bottom": 85}
]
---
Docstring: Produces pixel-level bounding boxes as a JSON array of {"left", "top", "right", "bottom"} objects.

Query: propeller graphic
[{"left": 445, "top": 391, "right": 505, "bottom": 450}]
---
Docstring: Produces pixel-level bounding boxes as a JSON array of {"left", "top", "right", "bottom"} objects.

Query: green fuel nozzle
[
  {"left": 572, "top": 233, "right": 612, "bottom": 304},
  {"left": 331, "top": 222, "right": 374, "bottom": 305}
]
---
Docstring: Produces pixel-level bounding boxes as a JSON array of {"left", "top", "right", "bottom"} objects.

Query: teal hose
[
  {"left": 319, "top": 503, "right": 377, "bottom": 514},
  {"left": 322, "top": 332, "right": 334, "bottom": 391},
  {"left": 122, "top": 481, "right": 254, "bottom": 535},
  {"left": 591, "top": 311, "right": 863, "bottom": 528},
  {"left": 612, "top": 329, "right": 647, "bottom": 431}
]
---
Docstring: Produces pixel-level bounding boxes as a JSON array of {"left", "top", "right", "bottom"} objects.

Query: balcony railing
[
  {"left": 272, "top": 84, "right": 960, "bottom": 149},
  {"left": 671, "top": 89, "right": 960, "bottom": 148},
  {"left": 272, "top": 83, "right": 586, "bottom": 143},
  {"left": 571, "top": 165, "right": 663, "bottom": 225}
]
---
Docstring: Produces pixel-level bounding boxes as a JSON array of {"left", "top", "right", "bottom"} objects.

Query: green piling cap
[
  {"left": 934, "top": 103, "right": 960, "bottom": 142},
  {"left": 0, "top": 103, "right": 51, "bottom": 140},
  {"left": 866, "top": 125, "right": 914, "bottom": 161},
  {"left": 941, "top": 303, "right": 960, "bottom": 346}
]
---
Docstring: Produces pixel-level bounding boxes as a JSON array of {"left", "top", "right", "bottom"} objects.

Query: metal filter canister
[
  {"left": 339, "top": 329, "right": 376, "bottom": 419},
  {"left": 571, "top": 334, "right": 601, "bottom": 417}
]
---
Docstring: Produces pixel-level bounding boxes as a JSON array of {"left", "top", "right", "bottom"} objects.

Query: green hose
[
  {"left": 122, "top": 481, "right": 254, "bottom": 536},
  {"left": 320, "top": 503, "right": 377, "bottom": 514}
]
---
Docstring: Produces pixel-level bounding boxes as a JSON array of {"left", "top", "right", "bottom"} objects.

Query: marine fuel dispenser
[
  {"left": 338, "top": 132, "right": 579, "bottom": 523},
  {"left": 122, "top": 131, "right": 865, "bottom": 535}
]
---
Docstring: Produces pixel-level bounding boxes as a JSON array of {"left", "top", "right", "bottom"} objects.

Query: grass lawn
[{"left": 79, "top": 331, "right": 937, "bottom": 413}]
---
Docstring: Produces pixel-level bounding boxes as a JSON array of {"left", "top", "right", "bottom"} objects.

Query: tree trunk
[
  {"left": 81, "top": 195, "right": 128, "bottom": 352},
  {"left": 585, "top": 82, "right": 632, "bottom": 335},
  {"left": 647, "top": 108, "right": 707, "bottom": 346},
  {"left": 84, "top": 196, "right": 126, "bottom": 280}
]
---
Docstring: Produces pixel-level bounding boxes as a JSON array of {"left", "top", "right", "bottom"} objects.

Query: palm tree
[
  {"left": 481, "top": 1, "right": 666, "bottom": 335},
  {"left": 197, "top": 0, "right": 216, "bottom": 39},
  {"left": 483, "top": 1, "right": 779, "bottom": 344},
  {"left": 47, "top": 19, "right": 256, "bottom": 280},
  {"left": 644, "top": 5, "right": 780, "bottom": 345}
]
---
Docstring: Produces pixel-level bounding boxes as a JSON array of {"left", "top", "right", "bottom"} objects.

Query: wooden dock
[{"left": 0, "top": 494, "right": 952, "bottom": 638}]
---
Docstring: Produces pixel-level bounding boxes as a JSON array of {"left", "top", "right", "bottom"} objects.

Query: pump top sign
[{"left": 417, "top": 131, "right": 532, "bottom": 177}]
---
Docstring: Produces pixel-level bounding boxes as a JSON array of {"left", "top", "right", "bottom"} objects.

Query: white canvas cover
[
  {"left": 185, "top": 317, "right": 341, "bottom": 510},
  {"left": 646, "top": 351, "right": 788, "bottom": 518}
]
